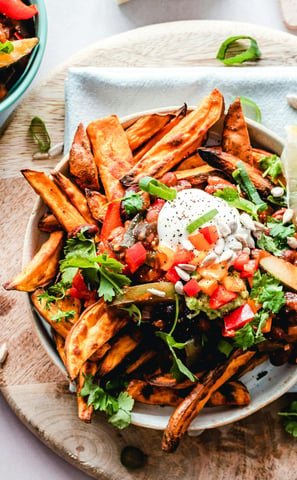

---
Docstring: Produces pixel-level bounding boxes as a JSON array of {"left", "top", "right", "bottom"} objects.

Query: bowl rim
[
  {"left": 0, "top": 0, "right": 48, "bottom": 113},
  {"left": 23, "top": 107, "right": 297, "bottom": 431}
]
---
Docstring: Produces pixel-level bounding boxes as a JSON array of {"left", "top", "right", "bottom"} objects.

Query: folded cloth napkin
[{"left": 64, "top": 66, "right": 297, "bottom": 152}]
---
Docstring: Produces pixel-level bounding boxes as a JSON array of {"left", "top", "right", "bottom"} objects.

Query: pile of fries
[{"left": 4, "top": 88, "right": 297, "bottom": 453}]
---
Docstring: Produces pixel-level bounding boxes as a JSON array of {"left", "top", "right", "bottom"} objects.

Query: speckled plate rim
[{"left": 23, "top": 107, "right": 297, "bottom": 431}]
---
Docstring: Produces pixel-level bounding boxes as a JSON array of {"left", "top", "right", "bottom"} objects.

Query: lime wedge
[
  {"left": 281, "top": 125, "right": 297, "bottom": 219},
  {"left": 235, "top": 96, "right": 262, "bottom": 123}
]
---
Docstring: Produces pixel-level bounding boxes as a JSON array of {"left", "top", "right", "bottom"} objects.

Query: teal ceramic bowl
[{"left": 0, "top": 0, "right": 47, "bottom": 115}]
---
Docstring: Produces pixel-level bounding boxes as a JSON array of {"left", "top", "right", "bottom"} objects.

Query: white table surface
[{"left": 1, "top": 1, "right": 296, "bottom": 478}]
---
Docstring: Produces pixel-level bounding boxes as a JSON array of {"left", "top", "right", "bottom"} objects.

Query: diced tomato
[
  {"left": 69, "top": 271, "right": 97, "bottom": 301},
  {"left": 165, "top": 265, "right": 181, "bottom": 283},
  {"left": 233, "top": 252, "right": 250, "bottom": 272},
  {"left": 222, "top": 273, "right": 246, "bottom": 292},
  {"left": 188, "top": 232, "right": 212, "bottom": 251},
  {"left": 198, "top": 278, "right": 218, "bottom": 296},
  {"left": 240, "top": 259, "right": 259, "bottom": 278},
  {"left": 125, "top": 242, "right": 147, "bottom": 274},
  {"left": 199, "top": 225, "right": 219, "bottom": 245},
  {"left": 173, "top": 248, "right": 195, "bottom": 266},
  {"left": 209, "top": 285, "right": 238, "bottom": 310},
  {"left": 222, "top": 303, "right": 255, "bottom": 337},
  {"left": 183, "top": 278, "right": 201, "bottom": 297},
  {"left": 146, "top": 199, "right": 165, "bottom": 222},
  {"left": 198, "top": 261, "right": 228, "bottom": 282}
]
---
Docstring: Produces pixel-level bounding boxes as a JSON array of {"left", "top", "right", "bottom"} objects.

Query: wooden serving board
[{"left": 1, "top": 21, "right": 297, "bottom": 480}]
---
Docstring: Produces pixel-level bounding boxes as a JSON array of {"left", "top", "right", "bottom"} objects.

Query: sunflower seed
[
  {"left": 0, "top": 343, "right": 8, "bottom": 364},
  {"left": 48, "top": 142, "right": 64, "bottom": 158},
  {"left": 175, "top": 281, "right": 184, "bottom": 295},
  {"left": 177, "top": 263, "right": 196, "bottom": 272},
  {"left": 214, "top": 238, "right": 225, "bottom": 255},
  {"left": 147, "top": 288, "right": 166, "bottom": 297},
  {"left": 175, "top": 266, "right": 190, "bottom": 282},
  {"left": 219, "top": 249, "right": 234, "bottom": 262},
  {"left": 287, "top": 236, "right": 297, "bottom": 249},
  {"left": 271, "top": 186, "right": 285, "bottom": 198},
  {"left": 240, "top": 213, "right": 256, "bottom": 231},
  {"left": 181, "top": 238, "right": 195, "bottom": 251},
  {"left": 283, "top": 208, "right": 294, "bottom": 225},
  {"left": 217, "top": 222, "right": 231, "bottom": 238},
  {"left": 200, "top": 252, "right": 217, "bottom": 267},
  {"left": 32, "top": 152, "right": 49, "bottom": 160}
]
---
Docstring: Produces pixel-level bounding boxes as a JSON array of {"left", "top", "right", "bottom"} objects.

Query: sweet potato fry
[
  {"left": 206, "top": 380, "right": 250, "bottom": 407},
  {"left": 88, "top": 342, "right": 111, "bottom": 362},
  {"left": 147, "top": 371, "right": 204, "bottom": 390},
  {"left": 69, "top": 122, "right": 100, "bottom": 191},
  {"left": 52, "top": 330, "right": 67, "bottom": 367},
  {"left": 51, "top": 170, "right": 97, "bottom": 226},
  {"left": 22, "top": 170, "right": 87, "bottom": 232},
  {"left": 175, "top": 164, "right": 220, "bottom": 188},
  {"left": 126, "top": 113, "right": 173, "bottom": 151},
  {"left": 77, "top": 360, "right": 98, "bottom": 423},
  {"left": 64, "top": 298, "right": 128, "bottom": 380},
  {"left": 38, "top": 213, "right": 62, "bottom": 232},
  {"left": 87, "top": 115, "right": 134, "bottom": 201},
  {"left": 175, "top": 151, "right": 207, "bottom": 171},
  {"left": 198, "top": 148, "right": 274, "bottom": 196},
  {"left": 126, "top": 350, "right": 157, "bottom": 375},
  {"left": 162, "top": 349, "right": 255, "bottom": 453},
  {"left": 31, "top": 287, "right": 81, "bottom": 338},
  {"left": 133, "top": 105, "right": 187, "bottom": 163},
  {"left": 127, "top": 379, "right": 184, "bottom": 407},
  {"left": 120, "top": 89, "right": 224, "bottom": 186},
  {"left": 85, "top": 189, "right": 108, "bottom": 222},
  {"left": 222, "top": 97, "right": 253, "bottom": 164},
  {"left": 97, "top": 328, "right": 143, "bottom": 377},
  {"left": 4, "top": 231, "right": 64, "bottom": 292}
]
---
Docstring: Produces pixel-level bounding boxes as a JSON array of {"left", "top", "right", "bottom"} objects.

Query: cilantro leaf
[
  {"left": 267, "top": 222, "right": 296, "bottom": 250},
  {"left": 258, "top": 154, "right": 283, "bottom": 181},
  {"left": 60, "top": 233, "right": 131, "bottom": 302},
  {"left": 119, "top": 303, "right": 142, "bottom": 325},
  {"left": 214, "top": 187, "right": 260, "bottom": 218},
  {"left": 37, "top": 281, "right": 76, "bottom": 323},
  {"left": 278, "top": 401, "right": 297, "bottom": 437},
  {"left": 80, "top": 373, "right": 134, "bottom": 429},
  {"left": 123, "top": 191, "right": 143, "bottom": 216},
  {"left": 256, "top": 233, "right": 283, "bottom": 257},
  {"left": 155, "top": 295, "right": 196, "bottom": 382}
]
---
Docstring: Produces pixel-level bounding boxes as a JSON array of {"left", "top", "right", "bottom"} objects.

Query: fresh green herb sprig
[
  {"left": 155, "top": 295, "right": 196, "bottom": 382},
  {"left": 256, "top": 220, "right": 296, "bottom": 255},
  {"left": 80, "top": 373, "right": 134, "bottom": 429},
  {"left": 60, "top": 231, "right": 131, "bottom": 302},
  {"left": 37, "top": 281, "right": 76, "bottom": 323},
  {"left": 278, "top": 401, "right": 297, "bottom": 437},
  {"left": 119, "top": 303, "right": 142, "bottom": 325},
  {"left": 122, "top": 190, "right": 143, "bottom": 215},
  {"left": 258, "top": 154, "right": 283, "bottom": 181}
]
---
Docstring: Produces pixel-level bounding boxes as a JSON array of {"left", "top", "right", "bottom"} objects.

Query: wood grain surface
[{"left": 1, "top": 20, "right": 297, "bottom": 480}]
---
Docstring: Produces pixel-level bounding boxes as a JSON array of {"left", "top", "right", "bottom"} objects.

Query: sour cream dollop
[{"left": 157, "top": 189, "right": 243, "bottom": 263}]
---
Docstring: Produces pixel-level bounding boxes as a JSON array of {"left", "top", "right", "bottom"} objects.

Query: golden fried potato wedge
[
  {"left": 97, "top": 329, "right": 143, "bottom": 377},
  {"left": 22, "top": 170, "right": 86, "bottom": 232},
  {"left": 175, "top": 151, "right": 207, "bottom": 171},
  {"left": 52, "top": 330, "right": 67, "bottom": 367},
  {"left": 133, "top": 105, "right": 187, "bottom": 163},
  {"left": 120, "top": 89, "right": 224, "bottom": 186},
  {"left": 51, "top": 170, "right": 97, "bottom": 226},
  {"left": 85, "top": 189, "right": 108, "bottom": 222},
  {"left": 69, "top": 122, "right": 100, "bottom": 191},
  {"left": 162, "top": 349, "right": 255, "bottom": 453},
  {"left": 31, "top": 287, "right": 81, "bottom": 338},
  {"left": 222, "top": 97, "right": 253, "bottom": 164},
  {"left": 4, "top": 231, "right": 64, "bottom": 292},
  {"left": 38, "top": 213, "right": 62, "bottom": 232},
  {"left": 0, "top": 38, "right": 39, "bottom": 68},
  {"left": 77, "top": 360, "right": 98, "bottom": 423},
  {"left": 87, "top": 115, "right": 134, "bottom": 201},
  {"left": 127, "top": 379, "right": 184, "bottom": 407},
  {"left": 126, "top": 113, "right": 173, "bottom": 151},
  {"left": 206, "top": 380, "right": 250, "bottom": 407},
  {"left": 198, "top": 148, "right": 274, "bottom": 196},
  {"left": 88, "top": 342, "right": 111, "bottom": 362},
  {"left": 64, "top": 298, "right": 128, "bottom": 380}
]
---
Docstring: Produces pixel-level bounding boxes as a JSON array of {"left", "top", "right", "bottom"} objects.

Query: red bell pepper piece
[
  {"left": 199, "top": 225, "right": 219, "bottom": 245},
  {"left": 69, "top": 271, "right": 97, "bottom": 301},
  {"left": 209, "top": 285, "right": 238, "bottom": 309},
  {"left": 0, "top": 0, "right": 38, "bottom": 19},
  {"left": 125, "top": 242, "right": 147, "bottom": 274},
  {"left": 240, "top": 259, "right": 259, "bottom": 278},
  {"left": 183, "top": 278, "right": 201, "bottom": 297},
  {"left": 100, "top": 200, "right": 123, "bottom": 243},
  {"left": 222, "top": 303, "right": 255, "bottom": 337},
  {"left": 165, "top": 265, "right": 181, "bottom": 284},
  {"left": 233, "top": 252, "right": 250, "bottom": 272}
]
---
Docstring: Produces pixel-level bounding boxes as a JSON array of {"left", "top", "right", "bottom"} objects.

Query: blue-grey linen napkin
[{"left": 64, "top": 66, "right": 297, "bottom": 152}]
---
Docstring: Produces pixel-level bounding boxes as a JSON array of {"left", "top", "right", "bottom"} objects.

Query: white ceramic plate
[{"left": 23, "top": 107, "right": 297, "bottom": 432}]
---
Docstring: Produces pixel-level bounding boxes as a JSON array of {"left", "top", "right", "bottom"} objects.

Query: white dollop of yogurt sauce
[{"left": 157, "top": 189, "right": 253, "bottom": 265}]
